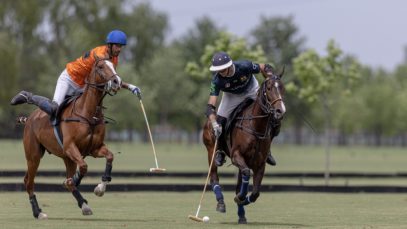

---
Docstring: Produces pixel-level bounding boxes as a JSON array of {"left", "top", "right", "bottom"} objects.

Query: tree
[
  {"left": 124, "top": 2, "right": 168, "bottom": 69},
  {"left": 172, "top": 17, "right": 223, "bottom": 142},
  {"left": 290, "top": 40, "right": 361, "bottom": 184},
  {"left": 0, "top": 0, "right": 49, "bottom": 137},
  {"left": 250, "top": 15, "right": 309, "bottom": 144}
]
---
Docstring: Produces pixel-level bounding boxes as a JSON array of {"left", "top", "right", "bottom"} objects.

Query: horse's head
[
  {"left": 87, "top": 58, "right": 122, "bottom": 94},
  {"left": 260, "top": 68, "right": 286, "bottom": 120}
]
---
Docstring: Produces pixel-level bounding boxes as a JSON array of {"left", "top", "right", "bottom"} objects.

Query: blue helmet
[
  {"left": 209, "top": 51, "right": 233, "bottom": 71},
  {"left": 106, "top": 30, "right": 127, "bottom": 45}
]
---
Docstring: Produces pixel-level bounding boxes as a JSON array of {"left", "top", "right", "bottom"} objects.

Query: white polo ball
[{"left": 203, "top": 216, "right": 210, "bottom": 223}]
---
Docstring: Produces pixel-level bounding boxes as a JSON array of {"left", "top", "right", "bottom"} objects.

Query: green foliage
[
  {"left": 251, "top": 15, "right": 305, "bottom": 66},
  {"left": 187, "top": 32, "right": 266, "bottom": 81},
  {"left": 2, "top": 1, "right": 406, "bottom": 143},
  {"left": 290, "top": 40, "right": 361, "bottom": 104}
]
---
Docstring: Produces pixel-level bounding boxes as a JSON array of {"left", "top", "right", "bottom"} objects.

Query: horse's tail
[{"left": 16, "top": 116, "right": 28, "bottom": 124}]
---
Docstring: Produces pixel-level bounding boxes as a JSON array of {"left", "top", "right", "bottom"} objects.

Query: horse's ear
[{"left": 279, "top": 65, "right": 285, "bottom": 78}]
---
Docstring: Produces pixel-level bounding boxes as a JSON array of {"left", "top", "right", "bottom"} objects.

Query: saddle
[
  {"left": 52, "top": 93, "right": 82, "bottom": 148},
  {"left": 53, "top": 92, "right": 82, "bottom": 126},
  {"left": 225, "top": 98, "right": 254, "bottom": 138}
]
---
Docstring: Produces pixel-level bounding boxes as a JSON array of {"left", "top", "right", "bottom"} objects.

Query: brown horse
[
  {"left": 14, "top": 58, "right": 122, "bottom": 219},
  {"left": 203, "top": 70, "right": 285, "bottom": 224}
]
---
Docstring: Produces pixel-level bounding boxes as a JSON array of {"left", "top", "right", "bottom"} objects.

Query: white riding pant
[
  {"left": 217, "top": 77, "right": 259, "bottom": 120},
  {"left": 53, "top": 69, "right": 83, "bottom": 105}
]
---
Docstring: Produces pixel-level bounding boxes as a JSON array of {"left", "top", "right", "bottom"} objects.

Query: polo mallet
[
  {"left": 138, "top": 97, "right": 166, "bottom": 173},
  {"left": 188, "top": 138, "right": 218, "bottom": 222}
]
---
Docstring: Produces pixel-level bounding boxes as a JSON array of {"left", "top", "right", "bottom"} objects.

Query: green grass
[
  {"left": 2, "top": 139, "right": 407, "bottom": 187},
  {"left": 1, "top": 139, "right": 407, "bottom": 173},
  {"left": 1, "top": 192, "right": 407, "bottom": 228},
  {"left": 2, "top": 176, "right": 407, "bottom": 186},
  {"left": 2, "top": 140, "right": 407, "bottom": 228}
]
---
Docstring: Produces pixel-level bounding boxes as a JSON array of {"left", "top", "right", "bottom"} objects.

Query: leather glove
[
  {"left": 128, "top": 84, "right": 142, "bottom": 99},
  {"left": 211, "top": 120, "right": 222, "bottom": 138}
]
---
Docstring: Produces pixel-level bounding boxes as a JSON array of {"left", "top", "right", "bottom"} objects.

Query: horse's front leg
[
  {"left": 62, "top": 157, "right": 93, "bottom": 216},
  {"left": 247, "top": 164, "right": 265, "bottom": 205},
  {"left": 231, "top": 149, "right": 250, "bottom": 204},
  {"left": 91, "top": 144, "right": 114, "bottom": 197},
  {"left": 231, "top": 149, "right": 251, "bottom": 224}
]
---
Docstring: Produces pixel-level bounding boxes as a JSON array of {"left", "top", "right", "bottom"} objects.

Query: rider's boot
[
  {"left": 266, "top": 120, "right": 282, "bottom": 166},
  {"left": 266, "top": 151, "right": 277, "bottom": 166},
  {"left": 10, "top": 90, "right": 58, "bottom": 119},
  {"left": 214, "top": 116, "right": 228, "bottom": 167},
  {"left": 10, "top": 91, "right": 32, "bottom": 105}
]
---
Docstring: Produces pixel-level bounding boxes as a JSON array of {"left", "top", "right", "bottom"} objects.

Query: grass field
[
  {"left": 1, "top": 139, "right": 407, "bottom": 228},
  {"left": 1, "top": 192, "right": 407, "bottom": 228},
  {"left": 1, "top": 139, "right": 407, "bottom": 173}
]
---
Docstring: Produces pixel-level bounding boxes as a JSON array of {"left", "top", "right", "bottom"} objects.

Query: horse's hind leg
[
  {"left": 92, "top": 145, "right": 114, "bottom": 197},
  {"left": 23, "top": 135, "right": 47, "bottom": 219},
  {"left": 203, "top": 126, "right": 226, "bottom": 213},
  {"left": 210, "top": 166, "right": 226, "bottom": 213},
  {"left": 62, "top": 158, "right": 93, "bottom": 216}
]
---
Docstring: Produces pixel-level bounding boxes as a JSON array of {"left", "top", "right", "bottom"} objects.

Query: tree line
[{"left": 1, "top": 0, "right": 407, "bottom": 146}]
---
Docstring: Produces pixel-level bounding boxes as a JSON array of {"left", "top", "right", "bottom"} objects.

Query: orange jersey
[{"left": 66, "top": 45, "right": 118, "bottom": 87}]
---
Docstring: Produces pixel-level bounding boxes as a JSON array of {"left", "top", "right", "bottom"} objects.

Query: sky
[{"left": 145, "top": 0, "right": 407, "bottom": 70}]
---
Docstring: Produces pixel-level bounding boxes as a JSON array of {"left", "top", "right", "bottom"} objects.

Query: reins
[
  {"left": 235, "top": 76, "right": 283, "bottom": 139},
  {"left": 60, "top": 59, "right": 115, "bottom": 155}
]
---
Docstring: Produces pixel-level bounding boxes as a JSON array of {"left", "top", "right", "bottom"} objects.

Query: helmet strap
[{"left": 107, "top": 44, "right": 113, "bottom": 58}]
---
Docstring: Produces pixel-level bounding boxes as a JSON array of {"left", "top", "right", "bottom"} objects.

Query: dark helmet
[
  {"left": 209, "top": 51, "right": 233, "bottom": 71},
  {"left": 106, "top": 30, "right": 127, "bottom": 45}
]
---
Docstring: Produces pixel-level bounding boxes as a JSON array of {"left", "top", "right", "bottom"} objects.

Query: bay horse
[
  {"left": 203, "top": 70, "right": 285, "bottom": 224},
  {"left": 14, "top": 58, "right": 122, "bottom": 219}
]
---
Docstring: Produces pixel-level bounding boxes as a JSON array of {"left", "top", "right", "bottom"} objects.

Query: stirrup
[{"left": 215, "top": 150, "right": 226, "bottom": 167}]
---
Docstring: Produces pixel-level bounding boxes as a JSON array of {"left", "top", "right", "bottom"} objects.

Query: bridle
[
  {"left": 85, "top": 58, "right": 119, "bottom": 94},
  {"left": 234, "top": 74, "right": 284, "bottom": 139},
  {"left": 259, "top": 75, "right": 283, "bottom": 115}
]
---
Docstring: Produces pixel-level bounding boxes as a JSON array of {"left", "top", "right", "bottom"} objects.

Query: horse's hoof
[
  {"left": 216, "top": 202, "right": 226, "bottom": 213},
  {"left": 37, "top": 212, "right": 48, "bottom": 220},
  {"left": 238, "top": 217, "right": 247, "bottom": 224},
  {"left": 234, "top": 196, "right": 245, "bottom": 205},
  {"left": 81, "top": 203, "right": 93, "bottom": 215},
  {"left": 94, "top": 182, "right": 106, "bottom": 197}
]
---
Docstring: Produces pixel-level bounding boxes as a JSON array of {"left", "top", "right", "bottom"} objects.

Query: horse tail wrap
[{"left": 16, "top": 116, "right": 28, "bottom": 124}]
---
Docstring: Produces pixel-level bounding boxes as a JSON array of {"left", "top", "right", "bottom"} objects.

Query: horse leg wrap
[
  {"left": 72, "top": 189, "right": 87, "bottom": 208},
  {"left": 102, "top": 163, "right": 112, "bottom": 182},
  {"left": 73, "top": 171, "right": 84, "bottom": 187},
  {"left": 212, "top": 183, "right": 224, "bottom": 201},
  {"left": 29, "top": 195, "right": 42, "bottom": 218},
  {"left": 238, "top": 174, "right": 250, "bottom": 200},
  {"left": 237, "top": 204, "right": 245, "bottom": 218}
]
